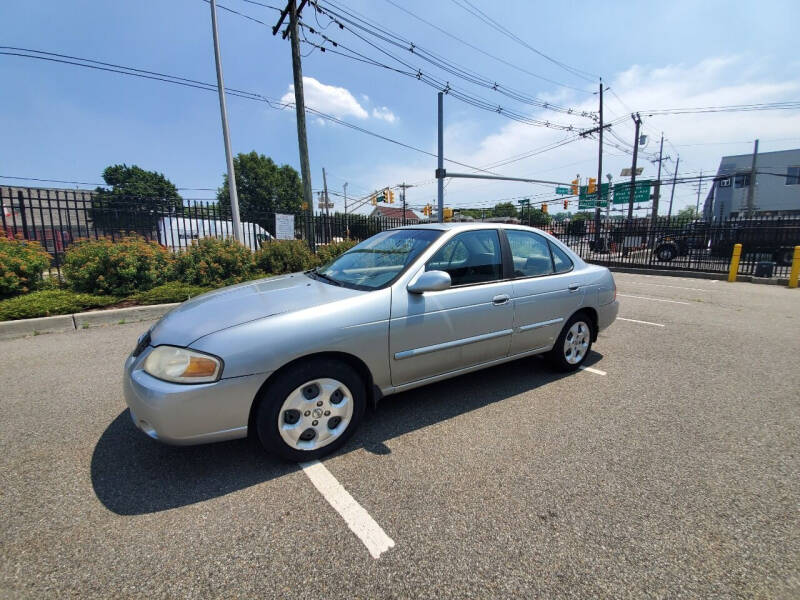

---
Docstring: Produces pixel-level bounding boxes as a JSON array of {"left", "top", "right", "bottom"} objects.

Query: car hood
[{"left": 149, "top": 273, "right": 364, "bottom": 346}]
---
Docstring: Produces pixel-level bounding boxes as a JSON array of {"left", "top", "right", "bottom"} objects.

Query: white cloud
[
  {"left": 281, "top": 77, "right": 369, "bottom": 120},
  {"left": 372, "top": 106, "right": 397, "bottom": 123},
  {"left": 360, "top": 56, "right": 800, "bottom": 216}
]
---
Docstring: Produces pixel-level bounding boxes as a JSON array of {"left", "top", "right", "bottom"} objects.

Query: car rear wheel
[
  {"left": 655, "top": 243, "right": 678, "bottom": 262},
  {"left": 547, "top": 314, "right": 593, "bottom": 372},
  {"left": 255, "top": 359, "right": 366, "bottom": 461}
]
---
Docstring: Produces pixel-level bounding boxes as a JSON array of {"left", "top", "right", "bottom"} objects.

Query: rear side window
[
  {"left": 506, "top": 230, "right": 553, "bottom": 277},
  {"left": 426, "top": 230, "right": 502, "bottom": 286},
  {"left": 549, "top": 241, "right": 574, "bottom": 274}
]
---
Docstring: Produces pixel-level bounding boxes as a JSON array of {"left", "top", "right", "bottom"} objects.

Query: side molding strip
[{"left": 394, "top": 328, "right": 514, "bottom": 360}]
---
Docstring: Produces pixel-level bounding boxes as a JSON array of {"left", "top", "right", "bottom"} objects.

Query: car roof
[{"left": 392, "top": 222, "right": 545, "bottom": 232}]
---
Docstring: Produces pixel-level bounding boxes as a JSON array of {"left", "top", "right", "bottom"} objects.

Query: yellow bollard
[
  {"left": 727, "top": 243, "right": 742, "bottom": 282},
  {"left": 789, "top": 246, "right": 800, "bottom": 289}
]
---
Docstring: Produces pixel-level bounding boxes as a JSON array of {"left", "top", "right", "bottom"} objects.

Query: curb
[
  {"left": 0, "top": 303, "right": 178, "bottom": 341},
  {"left": 608, "top": 266, "right": 792, "bottom": 286}
]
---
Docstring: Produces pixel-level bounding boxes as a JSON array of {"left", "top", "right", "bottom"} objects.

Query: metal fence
[
  {"left": 533, "top": 215, "right": 800, "bottom": 278},
  {"left": 3, "top": 187, "right": 799, "bottom": 279}
]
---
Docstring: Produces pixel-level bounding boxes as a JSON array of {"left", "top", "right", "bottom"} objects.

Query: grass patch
[
  {"left": 0, "top": 290, "right": 119, "bottom": 321},
  {"left": 128, "top": 281, "right": 213, "bottom": 305}
]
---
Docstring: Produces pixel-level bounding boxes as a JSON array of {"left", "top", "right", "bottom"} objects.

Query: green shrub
[
  {"left": 255, "top": 239, "right": 318, "bottom": 275},
  {"left": 0, "top": 290, "right": 119, "bottom": 321},
  {"left": 63, "top": 235, "right": 172, "bottom": 296},
  {"left": 172, "top": 237, "right": 255, "bottom": 286},
  {"left": 0, "top": 232, "right": 52, "bottom": 298},
  {"left": 316, "top": 239, "right": 357, "bottom": 265},
  {"left": 129, "top": 281, "right": 212, "bottom": 305}
]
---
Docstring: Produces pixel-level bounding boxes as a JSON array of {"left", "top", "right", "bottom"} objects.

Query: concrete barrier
[{"left": 0, "top": 303, "right": 179, "bottom": 341}]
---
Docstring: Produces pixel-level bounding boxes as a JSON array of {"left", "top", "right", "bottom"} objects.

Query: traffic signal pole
[{"left": 437, "top": 92, "right": 444, "bottom": 223}]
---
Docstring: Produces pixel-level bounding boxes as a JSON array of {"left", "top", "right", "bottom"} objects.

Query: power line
[{"left": 448, "top": 0, "right": 597, "bottom": 83}]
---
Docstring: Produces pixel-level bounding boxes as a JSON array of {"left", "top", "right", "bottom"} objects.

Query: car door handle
[
  {"left": 568, "top": 283, "right": 581, "bottom": 291},
  {"left": 492, "top": 294, "right": 510, "bottom": 305}
]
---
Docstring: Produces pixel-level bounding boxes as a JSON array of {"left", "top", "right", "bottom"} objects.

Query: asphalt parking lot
[{"left": 2, "top": 272, "right": 799, "bottom": 598}]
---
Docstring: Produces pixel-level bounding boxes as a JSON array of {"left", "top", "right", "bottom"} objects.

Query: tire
[
  {"left": 774, "top": 248, "right": 793, "bottom": 267},
  {"left": 255, "top": 358, "right": 366, "bottom": 462},
  {"left": 654, "top": 243, "right": 678, "bottom": 262},
  {"left": 547, "top": 313, "right": 594, "bottom": 372}
]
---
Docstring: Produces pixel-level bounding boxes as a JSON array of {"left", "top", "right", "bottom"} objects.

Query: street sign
[
  {"left": 620, "top": 167, "right": 644, "bottom": 177},
  {"left": 612, "top": 179, "right": 652, "bottom": 204},
  {"left": 555, "top": 186, "right": 569, "bottom": 195},
  {"left": 275, "top": 213, "right": 295, "bottom": 240},
  {"left": 577, "top": 183, "right": 609, "bottom": 209},
  {"left": 517, "top": 198, "right": 530, "bottom": 205}
]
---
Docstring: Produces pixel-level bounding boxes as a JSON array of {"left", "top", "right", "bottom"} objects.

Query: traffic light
[
  {"left": 387, "top": 189, "right": 395, "bottom": 203},
  {"left": 371, "top": 195, "right": 377, "bottom": 206},
  {"left": 422, "top": 204, "right": 432, "bottom": 216},
  {"left": 587, "top": 178, "right": 597, "bottom": 195},
  {"left": 443, "top": 207, "right": 454, "bottom": 221},
  {"left": 571, "top": 179, "right": 579, "bottom": 195},
  {"left": 563, "top": 199, "right": 568, "bottom": 210},
  {"left": 541, "top": 203, "right": 548, "bottom": 214}
]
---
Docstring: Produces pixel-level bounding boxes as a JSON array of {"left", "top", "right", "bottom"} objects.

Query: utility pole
[
  {"left": 436, "top": 92, "right": 444, "bottom": 223},
  {"left": 627, "top": 112, "right": 642, "bottom": 219},
  {"left": 273, "top": 0, "right": 313, "bottom": 249},
  {"left": 746, "top": 138, "right": 759, "bottom": 217},
  {"left": 398, "top": 183, "right": 413, "bottom": 225},
  {"left": 651, "top": 133, "right": 664, "bottom": 223},
  {"left": 667, "top": 155, "right": 679, "bottom": 221},
  {"left": 322, "top": 167, "right": 331, "bottom": 243},
  {"left": 695, "top": 170, "right": 703, "bottom": 217},
  {"left": 210, "top": 0, "right": 241, "bottom": 241},
  {"left": 595, "top": 79, "right": 603, "bottom": 248},
  {"left": 343, "top": 182, "right": 349, "bottom": 239}
]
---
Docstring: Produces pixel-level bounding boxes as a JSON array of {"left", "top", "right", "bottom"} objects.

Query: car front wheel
[
  {"left": 547, "top": 314, "right": 594, "bottom": 372},
  {"left": 255, "top": 359, "right": 366, "bottom": 461}
]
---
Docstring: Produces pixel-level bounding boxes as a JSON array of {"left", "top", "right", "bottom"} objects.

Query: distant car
[
  {"left": 124, "top": 223, "right": 618, "bottom": 461},
  {"left": 653, "top": 221, "right": 710, "bottom": 262}
]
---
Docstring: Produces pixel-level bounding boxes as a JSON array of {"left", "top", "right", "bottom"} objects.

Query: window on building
[
  {"left": 734, "top": 174, "right": 751, "bottom": 188},
  {"left": 786, "top": 166, "right": 800, "bottom": 185},
  {"left": 718, "top": 177, "right": 731, "bottom": 187}
]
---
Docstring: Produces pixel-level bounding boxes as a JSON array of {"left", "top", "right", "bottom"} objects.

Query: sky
[{"left": 2, "top": 0, "right": 800, "bottom": 217}]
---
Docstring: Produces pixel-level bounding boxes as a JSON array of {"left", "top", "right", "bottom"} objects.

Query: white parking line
[
  {"left": 300, "top": 460, "right": 395, "bottom": 559},
  {"left": 579, "top": 365, "right": 607, "bottom": 376},
  {"left": 617, "top": 317, "right": 665, "bottom": 327},
  {"left": 617, "top": 293, "right": 691, "bottom": 305},
  {"left": 624, "top": 282, "right": 710, "bottom": 292}
]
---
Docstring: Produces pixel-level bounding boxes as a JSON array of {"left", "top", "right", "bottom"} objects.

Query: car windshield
[{"left": 312, "top": 229, "right": 442, "bottom": 290}]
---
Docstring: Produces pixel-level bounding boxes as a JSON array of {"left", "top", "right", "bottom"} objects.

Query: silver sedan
[{"left": 124, "top": 223, "right": 618, "bottom": 461}]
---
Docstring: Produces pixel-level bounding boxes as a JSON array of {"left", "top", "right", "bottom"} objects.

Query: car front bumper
[{"left": 123, "top": 349, "right": 270, "bottom": 445}]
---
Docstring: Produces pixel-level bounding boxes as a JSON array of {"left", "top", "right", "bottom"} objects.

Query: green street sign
[
  {"left": 555, "top": 186, "right": 569, "bottom": 195},
  {"left": 612, "top": 180, "right": 652, "bottom": 204},
  {"left": 517, "top": 198, "right": 530, "bottom": 205},
  {"left": 578, "top": 183, "right": 609, "bottom": 208}
]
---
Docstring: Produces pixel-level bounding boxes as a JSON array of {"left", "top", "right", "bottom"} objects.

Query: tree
[
  {"left": 217, "top": 152, "right": 303, "bottom": 225},
  {"left": 492, "top": 202, "right": 518, "bottom": 218},
  {"left": 553, "top": 211, "right": 572, "bottom": 222},
  {"left": 91, "top": 164, "right": 182, "bottom": 235},
  {"left": 675, "top": 206, "right": 699, "bottom": 222},
  {"left": 528, "top": 208, "right": 552, "bottom": 227}
]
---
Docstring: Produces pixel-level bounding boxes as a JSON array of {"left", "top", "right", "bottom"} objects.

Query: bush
[
  {"left": 0, "top": 290, "right": 118, "bottom": 321},
  {"left": 0, "top": 232, "right": 52, "bottom": 298},
  {"left": 316, "top": 239, "right": 357, "bottom": 265},
  {"left": 172, "top": 237, "right": 255, "bottom": 286},
  {"left": 63, "top": 235, "right": 172, "bottom": 296},
  {"left": 255, "top": 239, "right": 318, "bottom": 275},
  {"left": 129, "top": 281, "right": 212, "bottom": 305}
]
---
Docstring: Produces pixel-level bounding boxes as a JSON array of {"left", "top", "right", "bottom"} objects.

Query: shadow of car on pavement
[{"left": 91, "top": 352, "right": 603, "bottom": 515}]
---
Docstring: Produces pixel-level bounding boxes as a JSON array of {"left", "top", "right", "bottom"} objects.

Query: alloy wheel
[{"left": 563, "top": 321, "right": 590, "bottom": 365}]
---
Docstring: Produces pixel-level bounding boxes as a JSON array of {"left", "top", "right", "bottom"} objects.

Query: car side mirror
[{"left": 407, "top": 270, "right": 451, "bottom": 294}]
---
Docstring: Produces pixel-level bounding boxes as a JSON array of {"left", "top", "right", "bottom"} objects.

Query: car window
[
  {"left": 426, "top": 230, "right": 502, "bottom": 286},
  {"left": 506, "top": 230, "right": 554, "bottom": 277},
  {"left": 549, "top": 241, "right": 574, "bottom": 274},
  {"left": 316, "top": 229, "right": 442, "bottom": 290}
]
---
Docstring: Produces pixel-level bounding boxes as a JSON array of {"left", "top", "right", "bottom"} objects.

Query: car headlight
[{"left": 143, "top": 346, "right": 222, "bottom": 384}]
